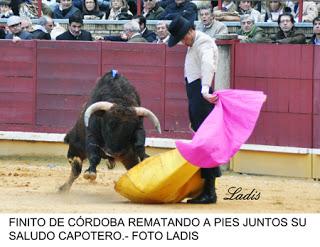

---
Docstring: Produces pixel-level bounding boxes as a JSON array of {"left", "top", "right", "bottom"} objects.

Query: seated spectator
[
  {"left": 213, "top": 0, "right": 240, "bottom": 21},
  {"left": 53, "top": 0, "right": 82, "bottom": 19},
  {"left": 106, "top": 0, "right": 133, "bottom": 20},
  {"left": 197, "top": 5, "right": 228, "bottom": 38},
  {"left": 154, "top": 20, "right": 169, "bottom": 43},
  {"left": 31, "top": 15, "right": 53, "bottom": 40},
  {"left": 0, "top": 0, "right": 13, "bottom": 18},
  {"left": 270, "top": 13, "right": 305, "bottom": 44},
  {"left": 238, "top": 0, "right": 262, "bottom": 23},
  {"left": 237, "top": 14, "right": 268, "bottom": 43},
  {"left": 20, "top": 16, "right": 33, "bottom": 32},
  {"left": 264, "top": 0, "right": 285, "bottom": 22},
  {"left": 56, "top": 13, "right": 93, "bottom": 40},
  {"left": 159, "top": 0, "right": 198, "bottom": 23},
  {"left": 82, "top": 0, "right": 105, "bottom": 19},
  {"left": 143, "top": 0, "right": 164, "bottom": 20},
  {"left": 5, "top": 15, "right": 32, "bottom": 41},
  {"left": 19, "top": 0, "right": 53, "bottom": 19},
  {"left": 290, "top": 0, "right": 318, "bottom": 22},
  {"left": 133, "top": 15, "right": 156, "bottom": 42},
  {"left": 123, "top": 19, "right": 147, "bottom": 42},
  {"left": 310, "top": 17, "right": 320, "bottom": 45}
]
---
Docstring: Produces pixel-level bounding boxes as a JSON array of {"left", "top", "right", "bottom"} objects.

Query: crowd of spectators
[{"left": 0, "top": 0, "right": 319, "bottom": 44}]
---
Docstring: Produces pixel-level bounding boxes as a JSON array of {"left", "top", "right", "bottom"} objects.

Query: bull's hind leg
[{"left": 58, "top": 157, "right": 83, "bottom": 192}]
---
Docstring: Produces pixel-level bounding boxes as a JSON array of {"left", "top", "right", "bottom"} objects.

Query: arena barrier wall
[{"left": 1, "top": 40, "right": 320, "bottom": 179}]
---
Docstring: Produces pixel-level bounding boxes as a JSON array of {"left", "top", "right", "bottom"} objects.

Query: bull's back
[{"left": 89, "top": 72, "right": 141, "bottom": 107}]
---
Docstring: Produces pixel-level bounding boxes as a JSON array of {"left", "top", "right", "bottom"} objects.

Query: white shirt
[{"left": 184, "top": 31, "right": 218, "bottom": 95}]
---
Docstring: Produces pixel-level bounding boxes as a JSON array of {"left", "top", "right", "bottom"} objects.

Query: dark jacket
[
  {"left": 309, "top": 34, "right": 320, "bottom": 45},
  {"left": 159, "top": 0, "right": 198, "bottom": 22},
  {"left": 5, "top": 31, "right": 32, "bottom": 40},
  {"left": 141, "top": 28, "right": 156, "bottom": 42},
  {"left": 56, "top": 30, "right": 93, "bottom": 41},
  {"left": 31, "top": 30, "right": 51, "bottom": 40},
  {"left": 0, "top": 28, "right": 5, "bottom": 39},
  {"left": 271, "top": 27, "right": 306, "bottom": 44},
  {"left": 144, "top": 3, "right": 165, "bottom": 20},
  {"left": 53, "top": 5, "right": 82, "bottom": 19}
]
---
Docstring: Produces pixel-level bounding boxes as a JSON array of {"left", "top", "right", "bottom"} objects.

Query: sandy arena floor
[{"left": 0, "top": 155, "right": 319, "bottom": 213}]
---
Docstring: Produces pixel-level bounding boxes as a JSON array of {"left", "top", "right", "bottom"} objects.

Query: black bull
[{"left": 59, "top": 71, "right": 161, "bottom": 192}]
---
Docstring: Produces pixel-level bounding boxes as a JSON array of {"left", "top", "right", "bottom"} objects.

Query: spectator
[
  {"left": 213, "top": 0, "right": 240, "bottom": 21},
  {"left": 142, "top": 0, "right": 164, "bottom": 20},
  {"left": 56, "top": 13, "right": 93, "bottom": 40},
  {"left": 5, "top": 15, "right": 32, "bottom": 41},
  {"left": 271, "top": 13, "right": 305, "bottom": 44},
  {"left": 31, "top": 15, "right": 53, "bottom": 40},
  {"left": 289, "top": 0, "right": 318, "bottom": 22},
  {"left": 0, "top": 0, "right": 13, "bottom": 18},
  {"left": 123, "top": 19, "right": 147, "bottom": 42},
  {"left": 237, "top": 14, "right": 268, "bottom": 43},
  {"left": 53, "top": 0, "right": 82, "bottom": 19},
  {"left": 310, "top": 16, "right": 320, "bottom": 45},
  {"left": 82, "top": 0, "right": 105, "bottom": 19},
  {"left": 19, "top": 0, "right": 53, "bottom": 19},
  {"left": 197, "top": 5, "right": 228, "bottom": 38},
  {"left": 20, "top": 16, "right": 33, "bottom": 32},
  {"left": 154, "top": 20, "right": 169, "bottom": 43},
  {"left": 133, "top": 15, "right": 156, "bottom": 42},
  {"left": 264, "top": 0, "right": 285, "bottom": 22},
  {"left": 238, "top": 0, "right": 261, "bottom": 23},
  {"left": 106, "top": 0, "right": 133, "bottom": 20},
  {"left": 159, "top": 0, "right": 198, "bottom": 23}
]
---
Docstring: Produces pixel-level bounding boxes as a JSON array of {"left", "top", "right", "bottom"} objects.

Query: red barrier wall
[
  {"left": 234, "top": 43, "right": 315, "bottom": 148},
  {"left": 0, "top": 40, "right": 319, "bottom": 148}
]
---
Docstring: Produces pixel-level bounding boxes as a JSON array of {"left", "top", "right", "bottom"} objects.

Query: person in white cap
[
  {"left": 5, "top": 15, "right": 32, "bottom": 41},
  {"left": 168, "top": 16, "right": 220, "bottom": 204}
]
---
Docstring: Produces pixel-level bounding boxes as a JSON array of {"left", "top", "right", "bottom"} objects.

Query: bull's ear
[{"left": 93, "top": 110, "right": 105, "bottom": 117}]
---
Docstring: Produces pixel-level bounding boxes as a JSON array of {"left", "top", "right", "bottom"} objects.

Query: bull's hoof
[
  {"left": 83, "top": 171, "right": 97, "bottom": 181},
  {"left": 58, "top": 183, "right": 71, "bottom": 193}
]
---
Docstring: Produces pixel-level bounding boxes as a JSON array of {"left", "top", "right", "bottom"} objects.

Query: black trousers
[{"left": 186, "top": 79, "right": 221, "bottom": 179}]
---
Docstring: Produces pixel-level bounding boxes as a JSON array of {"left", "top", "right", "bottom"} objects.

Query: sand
[{"left": 0, "top": 155, "right": 319, "bottom": 213}]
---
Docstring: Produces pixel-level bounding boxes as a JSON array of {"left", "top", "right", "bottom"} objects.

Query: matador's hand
[{"left": 203, "top": 93, "right": 219, "bottom": 104}]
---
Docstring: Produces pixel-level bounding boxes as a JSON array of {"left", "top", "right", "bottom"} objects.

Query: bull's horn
[
  {"left": 134, "top": 107, "right": 161, "bottom": 134},
  {"left": 84, "top": 102, "right": 114, "bottom": 127}
]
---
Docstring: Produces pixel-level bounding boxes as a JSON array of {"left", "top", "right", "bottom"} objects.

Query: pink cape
[{"left": 176, "top": 89, "right": 266, "bottom": 168}]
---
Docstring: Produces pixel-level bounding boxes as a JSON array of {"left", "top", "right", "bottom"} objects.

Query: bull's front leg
[
  {"left": 84, "top": 132, "right": 101, "bottom": 181},
  {"left": 134, "top": 121, "right": 149, "bottom": 161}
]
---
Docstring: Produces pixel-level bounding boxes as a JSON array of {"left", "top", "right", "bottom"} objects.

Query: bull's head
[{"left": 84, "top": 101, "right": 161, "bottom": 158}]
